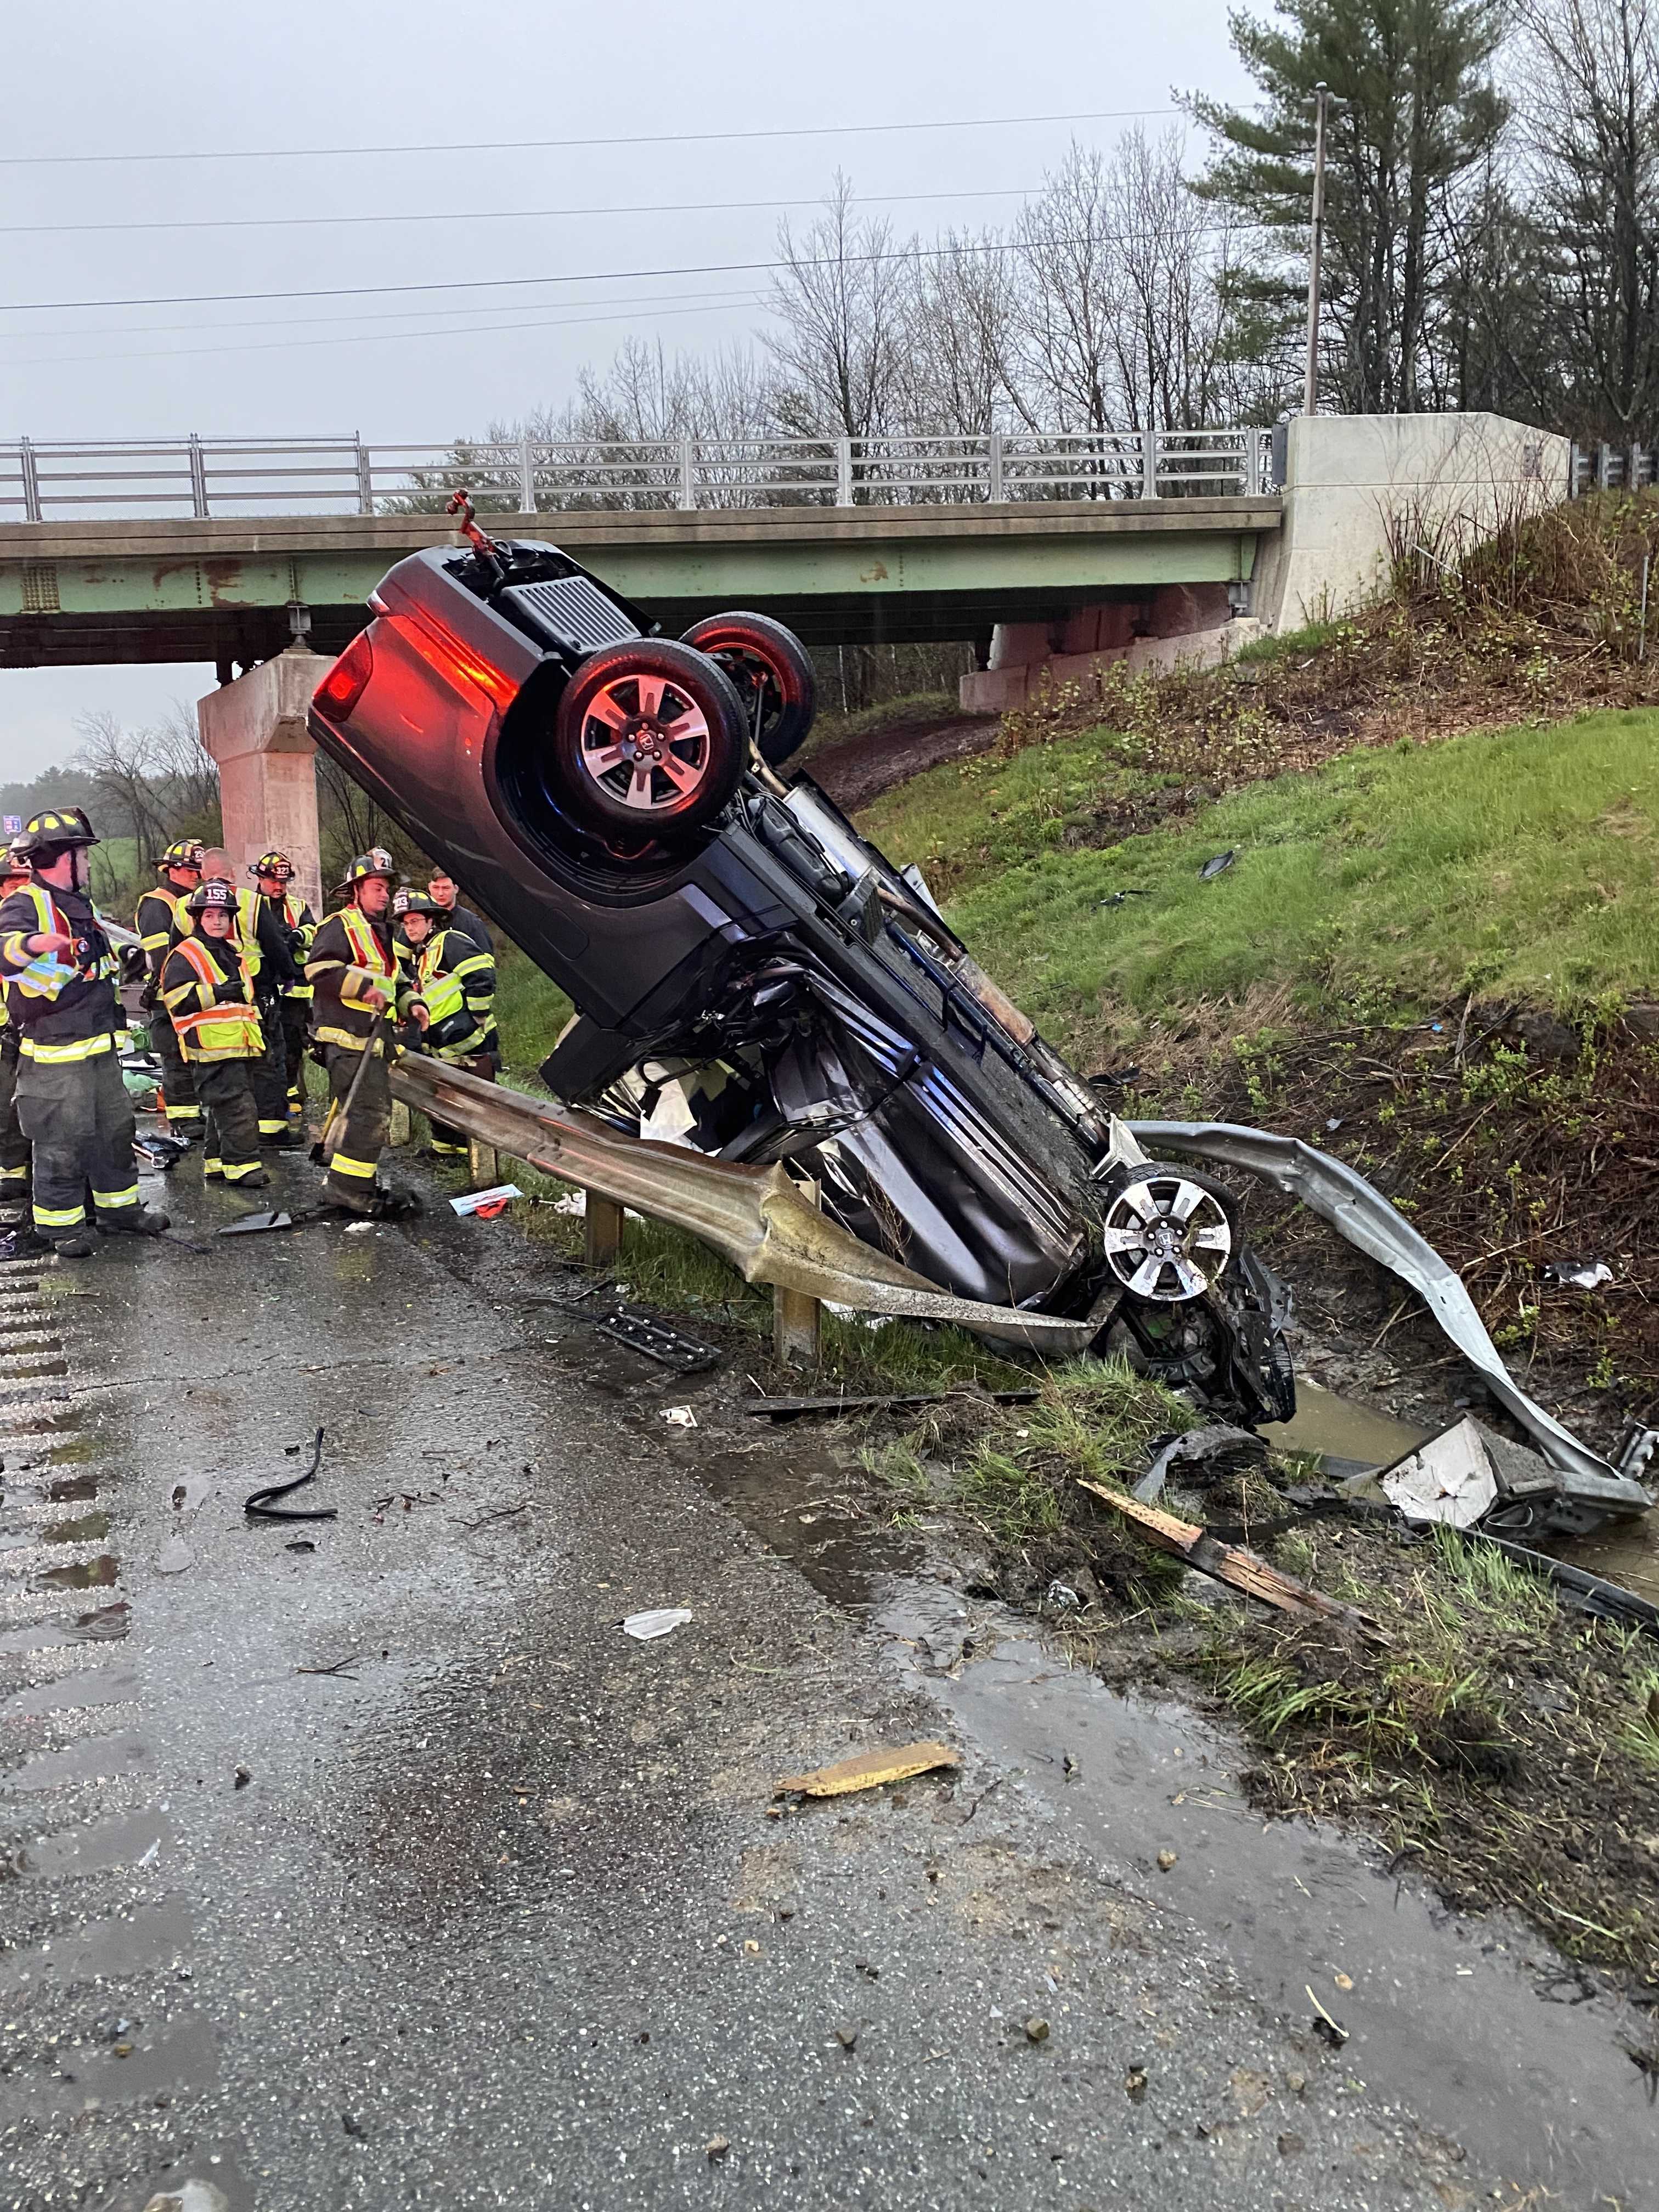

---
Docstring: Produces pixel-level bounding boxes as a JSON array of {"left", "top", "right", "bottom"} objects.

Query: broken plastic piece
[
  {"left": 774, "top": 1740, "right": 962, "bottom": 1798},
  {"left": 1378, "top": 1418, "right": 1499, "bottom": 1530},
  {"left": 659, "top": 1404, "right": 698, "bottom": 1429},
  {"left": 1198, "top": 850, "right": 1236, "bottom": 880},
  {"left": 622, "top": 1607, "right": 692, "bottom": 1640},
  {"left": 1135, "top": 1424, "right": 1268, "bottom": 1503},
  {"left": 449, "top": 1183, "right": 523, "bottom": 1216},
  {"left": 1543, "top": 1260, "right": 1614, "bottom": 1291}
]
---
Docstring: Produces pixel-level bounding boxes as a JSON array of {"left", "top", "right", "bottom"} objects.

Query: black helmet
[
  {"left": 3, "top": 837, "right": 30, "bottom": 881},
  {"left": 346, "top": 848, "right": 397, "bottom": 885},
  {"left": 184, "top": 879, "right": 239, "bottom": 918},
  {"left": 393, "top": 888, "right": 440, "bottom": 921},
  {"left": 13, "top": 807, "right": 99, "bottom": 862},
  {"left": 159, "top": 838, "right": 204, "bottom": 875},
  {"left": 251, "top": 849, "right": 294, "bottom": 882}
]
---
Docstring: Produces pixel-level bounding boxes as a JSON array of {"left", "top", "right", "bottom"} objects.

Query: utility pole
[{"left": 1303, "top": 81, "right": 1330, "bottom": 417}]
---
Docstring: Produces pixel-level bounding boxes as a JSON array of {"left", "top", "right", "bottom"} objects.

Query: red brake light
[{"left": 314, "top": 631, "right": 374, "bottom": 721}]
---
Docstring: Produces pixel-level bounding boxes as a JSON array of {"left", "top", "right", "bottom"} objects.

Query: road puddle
[
  {"left": 876, "top": 1576, "right": 1657, "bottom": 2204},
  {"left": 42, "top": 1511, "right": 112, "bottom": 1544},
  {"left": 35, "top": 1552, "right": 120, "bottom": 1590},
  {"left": 695, "top": 1444, "right": 917, "bottom": 1607},
  {"left": 1263, "top": 1376, "right": 1427, "bottom": 1469},
  {"left": 7, "top": 1808, "right": 172, "bottom": 1880},
  {"left": 1, "top": 1728, "right": 150, "bottom": 1795}
]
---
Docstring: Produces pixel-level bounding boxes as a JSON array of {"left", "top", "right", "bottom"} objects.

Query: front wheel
[
  {"left": 550, "top": 640, "right": 749, "bottom": 836},
  {"left": 680, "top": 611, "right": 816, "bottom": 768}
]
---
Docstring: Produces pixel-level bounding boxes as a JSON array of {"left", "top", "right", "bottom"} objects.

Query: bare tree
[
  {"left": 74, "top": 711, "right": 172, "bottom": 873},
  {"left": 765, "top": 174, "right": 911, "bottom": 439}
]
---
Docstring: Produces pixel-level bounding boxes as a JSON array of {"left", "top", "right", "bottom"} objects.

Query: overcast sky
[{"left": 2, "top": 0, "right": 1255, "bottom": 783}]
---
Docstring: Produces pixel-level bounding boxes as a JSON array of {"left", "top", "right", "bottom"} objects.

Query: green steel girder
[{"left": 0, "top": 503, "right": 1277, "bottom": 668}]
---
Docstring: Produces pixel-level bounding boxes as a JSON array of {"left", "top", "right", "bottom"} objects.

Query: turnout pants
[
  {"left": 280, "top": 998, "right": 309, "bottom": 1110},
  {"left": 0, "top": 1030, "right": 28, "bottom": 1206},
  {"left": 322, "top": 1042, "right": 392, "bottom": 1210},
  {"left": 15, "top": 1048, "right": 140, "bottom": 1241},
  {"left": 429, "top": 1049, "right": 497, "bottom": 1154},
  {"left": 252, "top": 1000, "right": 290, "bottom": 1140},
  {"left": 193, "top": 1060, "right": 264, "bottom": 1183},
  {"left": 148, "top": 1005, "right": 201, "bottom": 1133}
]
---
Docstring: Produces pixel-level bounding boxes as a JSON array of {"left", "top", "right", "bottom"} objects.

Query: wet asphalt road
[{"left": 0, "top": 1150, "right": 1647, "bottom": 2209}]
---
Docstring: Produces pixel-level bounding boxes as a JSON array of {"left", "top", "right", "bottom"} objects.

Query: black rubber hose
[{"left": 244, "top": 1425, "right": 337, "bottom": 1522}]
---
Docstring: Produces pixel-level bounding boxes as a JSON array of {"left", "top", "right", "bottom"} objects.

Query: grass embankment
[{"left": 862, "top": 1364, "right": 1659, "bottom": 1988}]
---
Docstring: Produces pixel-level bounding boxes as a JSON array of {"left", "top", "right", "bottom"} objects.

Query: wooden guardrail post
[
  {"left": 772, "top": 1175, "right": 822, "bottom": 1370},
  {"left": 467, "top": 1138, "right": 498, "bottom": 1189},
  {"left": 584, "top": 1193, "right": 625, "bottom": 1269}
]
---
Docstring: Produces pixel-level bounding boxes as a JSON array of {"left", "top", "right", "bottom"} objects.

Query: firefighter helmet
[
  {"left": 184, "top": 879, "right": 239, "bottom": 917},
  {"left": 393, "top": 888, "right": 440, "bottom": 920},
  {"left": 158, "top": 838, "right": 204, "bottom": 874},
  {"left": 250, "top": 849, "right": 294, "bottom": 882},
  {"left": 2, "top": 839, "right": 30, "bottom": 883},
  {"left": 346, "top": 848, "right": 397, "bottom": 884},
  {"left": 12, "top": 808, "right": 100, "bottom": 860}
]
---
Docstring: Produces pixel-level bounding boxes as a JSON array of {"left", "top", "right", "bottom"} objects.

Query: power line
[
  {"left": 0, "top": 182, "right": 1043, "bottom": 241},
  {"left": 5, "top": 291, "right": 768, "bottom": 370},
  {"left": 0, "top": 223, "right": 1282, "bottom": 320},
  {"left": 0, "top": 106, "right": 1180, "bottom": 171}
]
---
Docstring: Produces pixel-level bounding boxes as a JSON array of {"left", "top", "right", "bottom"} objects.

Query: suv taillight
[{"left": 314, "top": 630, "right": 374, "bottom": 721}]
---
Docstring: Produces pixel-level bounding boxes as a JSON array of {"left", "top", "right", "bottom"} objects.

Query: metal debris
[
  {"left": 594, "top": 1306, "right": 720, "bottom": 1373},
  {"left": 774, "top": 1741, "right": 962, "bottom": 1799},
  {"left": 1198, "top": 850, "right": 1237, "bottom": 880},
  {"left": 743, "top": 1387, "right": 1039, "bottom": 1421},
  {"left": 1134, "top": 1424, "right": 1268, "bottom": 1504},
  {"left": 1378, "top": 1418, "right": 1499, "bottom": 1530}
]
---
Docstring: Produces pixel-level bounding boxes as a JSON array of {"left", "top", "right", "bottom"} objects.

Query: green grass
[
  {"left": 491, "top": 943, "right": 573, "bottom": 1084},
  {"left": 861, "top": 706, "right": 1659, "bottom": 1031}
]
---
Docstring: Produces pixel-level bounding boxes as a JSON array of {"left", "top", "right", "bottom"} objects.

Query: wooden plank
[{"left": 1074, "top": 1477, "right": 1385, "bottom": 1640}]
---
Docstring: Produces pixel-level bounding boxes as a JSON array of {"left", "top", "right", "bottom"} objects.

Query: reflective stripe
[
  {"left": 33, "top": 1199, "right": 86, "bottom": 1228},
  {"left": 418, "top": 967, "right": 466, "bottom": 1026},
  {"left": 164, "top": 1102, "right": 203, "bottom": 1123},
  {"left": 204, "top": 1159, "right": 223, "bottom": 1177},
  {"left": 93, "top": 1184, "right": 140, "bottom": 1212},
  {"left": 167, "top": 938, "right": 263, "bottom": 1061},
  {"left": 313, "top": 1024, "right": 374, "bottom": 1052},
  {"left": 257, "top": 1118, "right": 288, "bottom": 1135},
  {"left": 21, "top": 1031, "right": 114, "bottom": 1062},
  {"left": 223, "top": 1160, "right": 265, "bottom": 1182},
  {"left": 0, "top": 1165, "right": 28, "bottom": 1183},
  {"left": 330, "top": 1150, "right": 378, "bottom": 1180}
]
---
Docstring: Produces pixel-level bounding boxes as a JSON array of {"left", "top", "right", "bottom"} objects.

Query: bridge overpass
[{"left": 0, "top": 428, "right": 1278, "bottom": 671}]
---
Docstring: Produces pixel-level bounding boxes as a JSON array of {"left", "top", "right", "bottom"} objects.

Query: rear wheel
[
  {"left": 550, "top": 640, "right": 748, "bottom": 836},
  {"left": 680, "top": 611, "right": 816, "bottom": 768}
]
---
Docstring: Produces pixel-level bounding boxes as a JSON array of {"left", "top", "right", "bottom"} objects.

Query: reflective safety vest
[
  {"left": 3, "top": 884, "right": 121, "bottom": 1060},
  {"left": 414, "top": 942, "right": 466, "bottom": 1029},
  {"left": 164, "top": 937, "right": 265, "bottom": 1063},
  {"left": 270, "top": 890, "right": 315, "bottom": 1000}
]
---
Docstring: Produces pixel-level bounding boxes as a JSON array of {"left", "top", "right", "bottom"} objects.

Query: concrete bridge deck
[{"left": 0, "top": 497, "right": 1280, "bottom": 669}]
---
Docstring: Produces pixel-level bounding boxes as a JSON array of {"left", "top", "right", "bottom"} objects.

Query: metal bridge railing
[{"left": 0, "top": 428, "right": 1280, "bottom": 524}]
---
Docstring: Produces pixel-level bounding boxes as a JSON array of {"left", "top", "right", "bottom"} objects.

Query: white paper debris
[
  {"left": 552, "top": 1190, "right": 586, "bottom": 1217},
  {"left": 1379, "top": 1417, "right": 1498, "bottom": 1529},
  {"left": 345, "top": 1221, "right": 375, "bottom": 1235},
  {"left": 622, "top": 1607, "right": 693, "bottom": 1641},
  {"left": 449, "top": 1184, "right": 523, "bottom": 1216},
  {"left": 660, "top": 1405, "right": 698, "bottom": 1430}
]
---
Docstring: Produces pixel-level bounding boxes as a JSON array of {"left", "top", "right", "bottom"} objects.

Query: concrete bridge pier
[{"left": 196, "top": 646, "right": 329, "bottom": 917}]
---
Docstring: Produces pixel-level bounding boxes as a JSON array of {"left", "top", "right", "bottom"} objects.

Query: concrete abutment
[{"left": 196, "top": 646, "right": 330, "bottom": 916}]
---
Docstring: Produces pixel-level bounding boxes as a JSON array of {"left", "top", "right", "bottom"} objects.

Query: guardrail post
[
  {"left": 18, "top": 437, "right": 41, "bottom": 523},
  {"left": 468, "top": 1138, "right": 499, "bottom": 1188},
  {"left": 1598, "top": 441, "right": 1613, "bottom": 490},
  {"left": 986, "top": 431, "right": 1005, "bottom": 504},
  {"left": 187, "top": 433, "right": 210, "bottom": 518},
  {"left": 519, "top": 435, "right": 536, "bottom": 514},
  {"left": 1141, "top": 430, "right": 1159, "bottom": 500},
  {"left": 1244, "top": 427, "right": 1261, "bottom": 498},
  {"left": 772, "top": 1173, "right": 822, "bottom": 1369},
  {"left": 835, "top": 436, "right": 854, "bottom": 507},
  {"left": 678, "top": 439, "right": 696, "bottom": 511},
  {"left": 584, "top": 1193, "right": 625, "bottom": 1269},
  {"left": 354, "top": 437, "right": 374, "bottom": 516}
]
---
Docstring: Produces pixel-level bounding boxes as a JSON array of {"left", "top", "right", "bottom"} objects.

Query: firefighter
[
  {"left": 394, "top": 888, "right": 498, "bottom": 1155},
  {"left": 159, "top": 879, "right": 270, "bottom": 1189},
  {"left": 0, "top": 808, "right": 169, "bottom": 1256},
  {"left": 306, "top": 849, "right": 428, "bottom": 1212},
  {"left": 134, "top": 838, "right": 205, "bottom": 1138},
  {"left": 196, "top": 848, "right": 302, "bottom": 1148},
  {"left": 0, "top": 840, "right": 32, "bottom": 1214},
  {"left": 249, "top": 850, "right": 315, "bottom": 1121}
]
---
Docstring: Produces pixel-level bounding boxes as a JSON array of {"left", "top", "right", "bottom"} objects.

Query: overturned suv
[{"left": 308, "top": 504, "right": 1295, "bottom": 1426}]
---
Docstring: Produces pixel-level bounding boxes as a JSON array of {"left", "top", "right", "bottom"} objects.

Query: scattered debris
[
  {"left": 1024, "top": 2016, "right": 1050, "bottom": 2044},
  {"left": 1043, "top": 1580, "right": 1082, "bottom": 1612},
  {"left": 621, "top": 1607, "right": 692, "bottom": 1641},
  {"left": 774, "top": 1741, "right": 962, "bottom": 1799},
  {"left": 659, "top": 1405, "right": 698, "bottom": 1430},
  {"left": 154, "top": 1537, "right": 194, "bottom": 1576},
  {"left": 744, "top": 1387, "right": 1039, "bottom": 1422},
  {"left": 345, "top": 1221, "right": 374, "bottom": 1235},
  {"left": 449, "top": 1183, "right": 524, "bottom": 1217},
  {"left": 595, "top": 1306, "right": 720, "bottom": 1373},
  {"left": 1306, "top": 1985, "right": 1349, "bottom": 2046},
  {"left": 1096, "top": 888, "right": 1148, "bottom": 908},
  {"left": 834, "top": 2024, "right": 859, "bottom": 2050},
  {"left": 233, "top": 1766, "right": 251, "bottom": 1790},
  {"left": 1124, "top": 2064, "right": 1148, "bottom": 2102},
  {"left": 139, "top": 2183, "right": 230, "bottom": 2212},
  {"left": 1543, "top": 1259, "right": 1615, "bottom": 1291},
  {"left": 244, "top": 1426, "right": 337, "bottom": 1524},
  {"left": 704, "top": 2136, "right": 730, "bottom": 2162},
  {"left": 1156, "top": 1850, "right": 1178, "bottom": 1872},
  {"left": 1378, "top": 1418, "right": 1498, "bottom": 1530},
  {"left": 1198, "top": 849, "right": 1237, "bottom": 880},
  {"left": 1134, "top": 1424, "right": 1269, "bottom": 1504},
  {"left": 1075, "top": 1478, "right": 1384, "bottom": 1638}
]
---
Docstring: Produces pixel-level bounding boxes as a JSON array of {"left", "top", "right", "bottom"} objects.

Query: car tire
[
  {"left": 680, "top": 611, "right": 817, "bottom": 768},
  {"left": 550, "top": 640, "right": 749, "bottom": 836}
]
